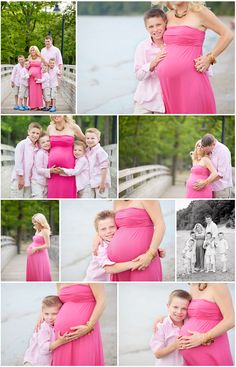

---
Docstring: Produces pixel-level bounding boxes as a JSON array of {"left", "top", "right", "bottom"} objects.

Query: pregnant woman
[
  {"left": 193, "top": 223, "right": 205, "bottom": 272},
  {"left": 157, "top": 2, "right": 233, "bottom": 113},
  {"left": 186, "top": 140, "right": 218, "bottom": 198},
  {"left": 47, "top": 115, "right": 85, "bottom": 198},
  {"left": 180, "top": 283, "right": 234, "bottom": 366},
  {"left": 26, "top": 213, "right": 52, "bottom": 281},
  {"left": 28, "top": 46, "right": 44, "bottom": 110},
  {"left": 52, "top": 283, "right": 105, "bottom": 366},
  {"left": 107, "top": 200, "right": 165, "bottom": 281}
]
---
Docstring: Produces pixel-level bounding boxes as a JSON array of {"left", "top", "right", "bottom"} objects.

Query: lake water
[{"left": 77, "top": 16, "right": 221, "bottom": 114}]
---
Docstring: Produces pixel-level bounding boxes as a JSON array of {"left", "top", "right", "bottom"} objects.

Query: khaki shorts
[
  {"left": 10, "top": 180, "right": 31, "bottom": 198},
  {"left": 43, "top": 87, "right": 51, "bottom": 102},
  {"left": 13, "top": 85, "right": 20, "bottom": 96},
  {"left": 213, "top": 188, "right": 232, "bottom": 198},
  {"left": 31, "top": 180, "right": 48, "bottom": 198},
  {"left": 50, "top": 87, "right": 57, "bottom": 100},
  {"left": 133, "top": 102, "right": 164, "bottom": 115},
  {"left": 18, "top": 85, "right": 28, "bottom": 99}
]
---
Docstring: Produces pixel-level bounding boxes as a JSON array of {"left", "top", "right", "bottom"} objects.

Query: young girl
[
  {"left": 26, "top": 213, "right": 52, "bottom": 281},
  {"left": 24, "top": 296, "right": 70, "bottom": 366}
]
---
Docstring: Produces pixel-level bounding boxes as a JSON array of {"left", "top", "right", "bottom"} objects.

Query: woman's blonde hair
[
  {"left": 29, "top": 46, "right": 41, "bottom": 58},
  {"left": 152, "top": 2, "right": 205, "bottom": 12},
  {"left": 50, "top": 115, "right": 76, "bottom": 125},
  {"left": 190, "top": 139, "right": 207, "bottom": 162},
  {"left": 193, "top": 223, "right": 205, "bottom": 234},
  {"left": 32, "top": 213, "right": 51, "bottom": 232}
]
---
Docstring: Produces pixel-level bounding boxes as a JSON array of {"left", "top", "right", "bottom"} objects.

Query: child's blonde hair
[
  {"left": 42, "top": 295, "right": 62, "bottom": 309},
  {"left": 74, "top": 140, "right": 86, "bottom": 151},
  {"left": 39, "top": 132, "right": 49, "bottom": 140},
  {"left": 18, "top": 55, "right": 25, "bottom": 60},
  {"left": 85, "top": 128, "right": 101, "bottom": 140},
  {"left": 50, "top": 115, "right": 76, "bottom": 125},
  {"left": 168, "top": 289, "right": 192, "bottom": 304},
  {"left": 94, "top": 210, "right": 115, "bottom": 231},
  {"left": 28, "top": 122, "right": 43, "bottom": 133},
  {"left": 32, "top": 213, "right": 51, "bottom": 232}
]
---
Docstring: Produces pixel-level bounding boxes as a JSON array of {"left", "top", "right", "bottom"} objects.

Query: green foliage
[
  {"left": 1, "top": 2, "right": 75, "bottom": 64},
  {"left": 77, "top": 1, "right": 234, "bottom": 16},
  {"left": 119, "top": 116, "right": 235, "bottom": 170},
  {"left": 177, "top": 200, "right": 235, "bottom": 230},
  {"left": 1, "top": 200, "right": 59, "bottom": 238}
]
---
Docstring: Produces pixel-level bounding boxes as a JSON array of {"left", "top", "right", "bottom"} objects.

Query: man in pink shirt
[
  {"left": 133, "top": 8, "right": 167, "bottom": 114},
  {"left": 11, "top": 122, "right": 42, "bottom": 198},
  {"left": 10, "top": 55, "right": 25, "bottom": 110},
  {"left": 41, "top": 35, "right": 63, "bottom": 73},
  {"left": 150, "top": 289, "right": 192, "bottom": 366},
  {"left": 194, "top": 134, "right": 233, "bottom": 198}
]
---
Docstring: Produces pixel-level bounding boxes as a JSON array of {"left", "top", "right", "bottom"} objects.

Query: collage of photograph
[{"left": 1, "top": 1, "right": 235, "bottom": 367}]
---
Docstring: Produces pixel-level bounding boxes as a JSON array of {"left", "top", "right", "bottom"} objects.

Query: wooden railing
[
  {"left": 1, "top": 144, "right": 15, "bottom": 167},
  {"left": 104, "top": 144, "right": 117, "bottom": 198},
  {"left": 119, "top": 165, "right": 171, "bottom": 197},
  {"left": 1, "top": 236, "right": 16, "bottom": 247}
]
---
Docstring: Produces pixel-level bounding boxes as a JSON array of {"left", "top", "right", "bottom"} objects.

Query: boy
[
  {"left": 217, "top": 232, "right": 229, "bottom": 272},
  {"left": 18, "top": 59, "right": 30, "bottom": 111},
  {"left": 48, "top": 58, "right": 61, "bottom": 112},
  {"left": 150, "top": 289, "right": 192, "bottom": 365},
  {"left": 36, "top": 64, "right": 51, "bottom": 111},
  {"left": 57, "top": 141, "right": 90, "bottom": 198},
  {"left": 203, "top": 232, "right": 216, "bottom": 273},
  {"left": 84, "top": 210, "right": 140, "bottom": 281},
  {"left": 24, "top": 296, "right": 69, "bottom": 366},
  {"left": 11, "top": 55, "right": 25, "bottom": 110},
  {"left": 133, "top": 8, "right": 167, "bottom": 114},
  {"left": 85, "top": 128, "right": 111, "bottom": 198},
  {"left": 11, "top": 122, "right": 42, "bottom": 198},
  {"left": 31, "top": 133, "right": 58, "bottom": 198}
]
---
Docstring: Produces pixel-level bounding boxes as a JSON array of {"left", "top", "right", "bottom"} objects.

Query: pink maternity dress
[
  {"left": 107, "top": 207, "right": 162, "bottom": 281},
  {"left": 52, "top": 284, "right": 104, "bottom": 366},
  {"left": 186, "top": 165, "right": 212, "bottom": 198},
  {"left": 48, "top": 135, "right": 76, "bottom": 198},
  {"left": 180, "top": 299, "right": 233, "bottom": 365},
  {"left": 28, "top": 60, "right": 43, "bottom": 109},
  {"left": 157, "top": 26, "right": 216, "bottom": 114},
  {"left": 26, "top": 234, "right": 52, "bottom": 281}
]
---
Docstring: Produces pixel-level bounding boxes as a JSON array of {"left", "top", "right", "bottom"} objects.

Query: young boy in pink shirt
[
  {"left": 57, "top": 141, "right": 90, "bottom": 198},
  {"left": 11, "top": 55, "right": 25, "bottom": 110},
  {"left": 48, "top": 58, "right": 61, "bottom": 112},
  {"left": 150, "top": 289, "right": 192, "bottom": 366},
  {"left": 134, "top": 8, "right": 167, "bottom": 114},
  {"left": 36, "top": 64, "right": 51, "bottom": 111},
  {"left": 85, "top": 128, "right": 111, "bottom": 198},
  {"left": 24, "top": 296, "right": 69, "bottom": 366},
  {"left": 10, "top": 122, "right": 42, "bottom": 198},
  {"left": 31, "top": 133, "right": 58, "bottom": 198},
  {"left": 18, "top": 59, "right": 30, "bottom": 111}
]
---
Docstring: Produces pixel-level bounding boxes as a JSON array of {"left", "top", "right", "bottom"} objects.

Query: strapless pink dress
[
  {"left": 52, "top": 284, "right": 104, "bottom": 366},
  {"left": 157, "top": 26, "right": 216, "bottom": 114},
  {"left": 180, "top": 299, "right": 233, "bottom": 366},
  {"left": 26, "top": 235, "right": 52, "bottom": 281},
  {"left": 107, "top": 207, "right": 162, "bottom": 281},
  {"left": 186, "top": 165, "right": 212, "bottom": 198},
  {"left": 28, "top": 60, "right": 43, "bottom": 109},
  {"left": 48, "top": 135, "right": 76, "bottom": 198}
]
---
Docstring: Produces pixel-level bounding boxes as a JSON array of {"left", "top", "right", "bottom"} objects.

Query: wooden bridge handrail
[
  {"left": 119, "top": 165, "right": 169, "bottom": 179},
  {"left": 1, "top": 236, "right": 16, "bottom": 247},
  {"left": 119, "top": 170, "right": 170, "bottom": 193}
]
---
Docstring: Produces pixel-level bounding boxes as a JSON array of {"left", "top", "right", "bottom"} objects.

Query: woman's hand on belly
[
  {"left": 64, "top": 324, "right": 92, "bottom": 341},
  {"left": 180, "top": 330, "right": 205, "bottom": 349},
  {"left": 131, "top": 252, "right": 152, "bottom": 271},
  {"left": 193, "top": 179, "right": 207, "bottom": 190}
]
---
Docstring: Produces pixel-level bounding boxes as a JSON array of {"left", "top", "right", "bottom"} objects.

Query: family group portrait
[
  {"left": 176, "top": 200, "right": 235, "bottom": 282},
  {"left": 1, "top": 1, "right": 76, "bottom": 114},
  {"left": 1, "top": 115, "right": 117, "bottom": 199},
  {"left": 60, "top": 199, "right": 175, "bottom": 282},
  {"left": 119, "top": 283, "right": 235, "bottom": 366},
  {"left": 1, "top": 200, "right": 59, "bottom": 282},
  {"left": 119, "top": 115, "right": 235, "bottom": 199},
  {"left": 2, "top": 282, "right": 117, "bottom": 366},
  {"left": 77, "top": 1, "right": 235, "bottom": 114}
]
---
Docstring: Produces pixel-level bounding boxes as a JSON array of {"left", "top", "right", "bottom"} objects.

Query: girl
[{"left": 26, "top": 213, "right": 52, "bottom": 281}]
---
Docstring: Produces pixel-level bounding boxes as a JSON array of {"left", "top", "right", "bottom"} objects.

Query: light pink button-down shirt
[
  {"left": 86, "top": 143, "right": 111, "bottom": 188},
  {"left": 11, "top": 63, "right": 24, "bottom": 86},
  {"left": 19, "top": 67, "right": 29, "bottom": 87},
  {"left": 49, "top": 66, "right": 60, "bottom": 88},
  {"left": 32, "top": 149, "right": 50, "bottom": 186},
  {"left": 134, "top": 37, "right": 165, "bottom": 113},
  {"left": 85, "top": 241, "right": 115, "bottom": 281},
  {"left": 41, "top": 72, "right": 50, "bottom": 89},
  {"left": 41, "top": 45, "right": 63, "bottom": 66},
  {"left": 62, "top": 155, "right": 90, "bottom": 191},
  {"left": 11, "top": 137, "right": 38, "bottom": 187},
  {"left": 150, "top": 316, "right": 184, "bottom": 366},
  {"left": 24, "top": 321, "right": 55, "bottom": 366},
  {"left": 211, "top": 140, "right": 233, "bottom": 191}
]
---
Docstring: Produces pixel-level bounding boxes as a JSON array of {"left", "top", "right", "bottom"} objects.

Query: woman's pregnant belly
[
  {"left": 107, "top": 227, "right": 154, "bottom": 262},
  {"left": 48, "top": 147, "right": 74, "bottom": 168},
  {"left": 54, "top": 302, "right": 95, "bottom": 334},
  {"left": 30, "top": 67, "right": 41, "bottom": 78}
]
